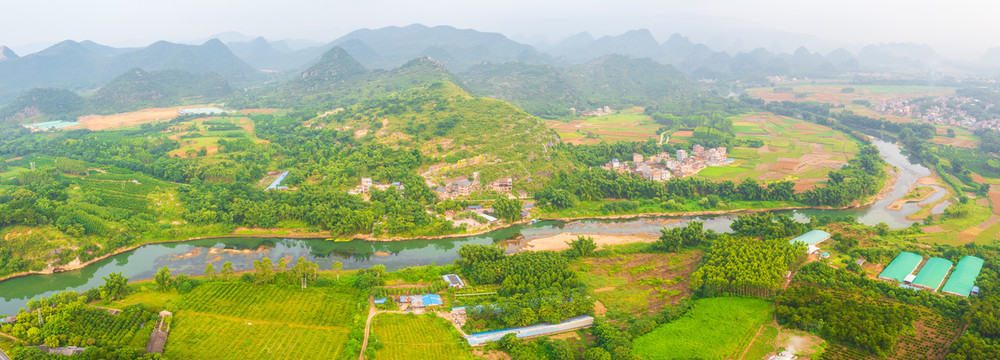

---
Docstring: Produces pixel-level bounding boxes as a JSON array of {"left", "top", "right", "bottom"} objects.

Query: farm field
[
  {"left": 370, "top": 313, "right": 474, "bottom": 360},
  {"left": 632, "top": 297, "right": 773, "bottom": 360},
  {"left": 167, "top": 116, "right": 267, "bottom": 158},
  {"left": 577, "top": 251, "right": 702, "bottom": 315},
  {"left": 77, "top": 106, "right": 217, "bottom": 130},
  {"left": 820, "top": 301, "right": 962, "bottom": 360},
  {"left": 744, "top": 84, "right": 955, "bottom": 107},
  {"left": 913, "top": 200, "right": 993, "bottom": 245},
  {"left": 158, "top": 282, "right": 366, "bottom": 359},
  {"left": 697, "top": 111, "right": 858, "bottom": 190},
  {"left": 544, "top": 107, "right": 660, "bottom": 145}
]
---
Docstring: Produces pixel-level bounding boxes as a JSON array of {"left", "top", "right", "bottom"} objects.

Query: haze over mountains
[{"left": 0, "top": 24, "right": 995, "bottom": 109}]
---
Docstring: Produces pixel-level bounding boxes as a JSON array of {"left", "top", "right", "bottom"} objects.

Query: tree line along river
[{"left": 0, "top": 139, "right": 945, "bottom": 315}]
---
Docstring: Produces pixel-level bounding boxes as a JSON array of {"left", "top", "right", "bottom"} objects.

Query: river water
[{"left": 0, "top": 139, "right": 949, "bottom": 315}]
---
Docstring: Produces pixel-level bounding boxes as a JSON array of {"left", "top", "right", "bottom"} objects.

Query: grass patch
[
  {"left": 149, "top": 281, "right": 366, "bottom": 359},
  {"left": 632, "top": 297, "right": 773, "bottom": 360},
  {"left": 745, "top": 324, "right": 779, "bottom": 360},
  {"left": 371, "top": 313, "right": 473, "bottom": 360}
]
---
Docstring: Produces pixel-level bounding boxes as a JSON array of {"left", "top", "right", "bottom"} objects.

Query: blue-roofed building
[
  {"left": 374, "top": 297, "right": 387, "bottom": 304},
  {"left": 789, "top": 230, "right": 832, "bottom": 253},
  {"left": 398, "top": 294, "right": 443, "bottom": 308}
]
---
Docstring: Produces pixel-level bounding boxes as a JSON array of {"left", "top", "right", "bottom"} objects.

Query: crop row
[
  {"left": 176, "top": 282, "right": 362, "bottom": 327},
  {"left": 166, "top": 311, "right": 348, "bottom": 360}
]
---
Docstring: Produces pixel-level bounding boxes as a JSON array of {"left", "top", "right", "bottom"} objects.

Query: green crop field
[
  {"left": 632, "top": 297, "right": 773, "bottom": 360},
  {"left": 370, "top": 313, "right": 473, "bottom": 360},
  {"left": 695, "top": 112, "right": 858, "bottom": 185},
  {"left": 159, "top": 282, "right": 366, "bottom": 359},
  {"left": 544, "top": 107, "right": 660, "bottom": 144},
  {"left": 166, "top": 310, "right": 350, "bottom": 359},
  {"left": 745, "top": 324, "right": 779, "bottom": 360}
]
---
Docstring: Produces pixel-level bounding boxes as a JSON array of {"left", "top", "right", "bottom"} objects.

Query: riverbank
[
  {"left": 0, "top": 199, "right": 886, "bottom": 285},
  {"left": 521, "top": 232, "right": 660, "bottom": 252}
]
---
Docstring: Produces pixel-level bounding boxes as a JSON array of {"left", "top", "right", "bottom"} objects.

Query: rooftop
[
  {"left": 941, "top": 256, "right": 984, "bottom": 297},
  {"left": 789, "top": 230, "right": 831, "bottom": 246},
  {"left": 443, "top": 274, "right": 465, "bottom": 288},
  {"left": 878, "top": 252, "right": 923, "bottom": 282},
  {"left": 912, "top": 257, "right": 953, "bottom": 291}
]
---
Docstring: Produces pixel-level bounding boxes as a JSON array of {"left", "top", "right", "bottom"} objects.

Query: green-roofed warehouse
[
  {"left": 789, "top": 230, "right": 831, "bottom": 253},
  {"left": 941, "top": 256, "right": 985, "bottom": 297},
  {"left": 912, "top": 257, "right": 953, "bottom": 291},
  {"left": 878, "top": 252, "right": 922, "bottom": 282}
]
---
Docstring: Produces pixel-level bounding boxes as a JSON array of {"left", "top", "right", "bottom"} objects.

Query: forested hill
[
  {"left": 460, "top": 54, "right": 694, "bottom": 117},
  {"left": 0, "top": 68, "right": 234, "bottom": 124},
  {"left": 228, "top": 48, "right": 465, "bottom": 111},
  {"left": 307, "top": 80, "right": 573, "bottom": 185}
]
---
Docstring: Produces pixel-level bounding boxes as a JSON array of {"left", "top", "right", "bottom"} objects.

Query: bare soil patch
[
  {"left": 79, "top": 106, "right": 210, "bottom": 130},
  {"left": 523, "top": 232, "right": 658, "bottom": 252},
  {"left": 921, "top": 226, "right": 946, "bottom": 233}
]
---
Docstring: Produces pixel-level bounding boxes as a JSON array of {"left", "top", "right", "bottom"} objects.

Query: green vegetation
[
  {"left": 370, "top": 313, "right": 473, "bottom": 359},
  {"left": 632, "top": 297, "right": 773, "bottom": 360},
  {"left": 689, "top": 234, "right": 801, "bottom": 297},
  {"left": 457, "top": 245, "right": 591, "bottom": 332},
  {"left": 776, "top": 286, "right": 915, "bottom": 356}
]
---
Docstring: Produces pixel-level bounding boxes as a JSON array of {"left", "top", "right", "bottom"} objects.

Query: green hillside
[
  {"left": 314, "top": 80, "right": 573, "bottom": 185},
  {"left": 461, "top": 54, "right": 694, "bottom": 117}
]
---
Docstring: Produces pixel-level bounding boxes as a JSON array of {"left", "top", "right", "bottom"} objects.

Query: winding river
[{"left": 0, "top": 139, "right": 949, "bottom": 315}]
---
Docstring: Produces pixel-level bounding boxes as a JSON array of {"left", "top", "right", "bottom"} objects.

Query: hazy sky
[{"left": 4, "top": 0, "right": 997, "bottom": 58}]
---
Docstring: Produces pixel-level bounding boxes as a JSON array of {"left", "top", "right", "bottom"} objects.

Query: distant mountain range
[
  {"left": 0, "top": 39, "right": 255, "bottom": 104},
  {"left": 0, "top": 68, "right": 234, "bottom": 124},
  {"left": 0, "top": 23, "right": 992, "bottom": 111}
]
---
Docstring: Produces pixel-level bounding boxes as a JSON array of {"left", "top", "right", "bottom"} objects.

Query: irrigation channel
[{"left": 0, "top": 139, "right": 948, "bottom": 315}]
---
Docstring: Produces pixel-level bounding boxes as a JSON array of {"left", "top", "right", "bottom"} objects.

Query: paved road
[{"left": 0, "top": 347, "right": 10, "bottom": 360}]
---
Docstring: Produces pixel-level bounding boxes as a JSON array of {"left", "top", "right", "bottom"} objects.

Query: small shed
[
  {"left": 903, "top": 274, "right": 916, "bottom": 284},
  {"left": 481, "top": 214, "right": 498, "bottom": 223},
  {"left": 442, "top": 274, "right": 466, "bottom": 288},
  {"left": 819, "top": 252, "right": 831, "bottom": 259},
  {"left": 374, "top": 297, "right": 387, "bottom": 304}
]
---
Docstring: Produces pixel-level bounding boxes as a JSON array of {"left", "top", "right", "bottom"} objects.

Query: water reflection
[{"left": 0, "top": 139, "right": 948, "bottom": 315}]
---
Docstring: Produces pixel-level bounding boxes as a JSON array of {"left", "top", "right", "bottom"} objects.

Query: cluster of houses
[
  {"left": 603, "top": 146, "right": 729, "bottom": 180},
  {"left": 570, "top": 106, "right": 613, "bottom": 117},
  {"left": 347, "top": 177, "right": 406, "bottom": 196},
  {"left": 434, "top": 172, "right": 515, "bottom": 200},
  {"left": 875, "top": 97, "right": 988, "bottom": 128}
]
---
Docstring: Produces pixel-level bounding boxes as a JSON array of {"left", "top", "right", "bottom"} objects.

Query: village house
[
  {"left": 348, "top": 177, "right": 405, "bottom": 196},
  {"left": 490, "top": 178, "right": 513, "bottom": 193}
]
